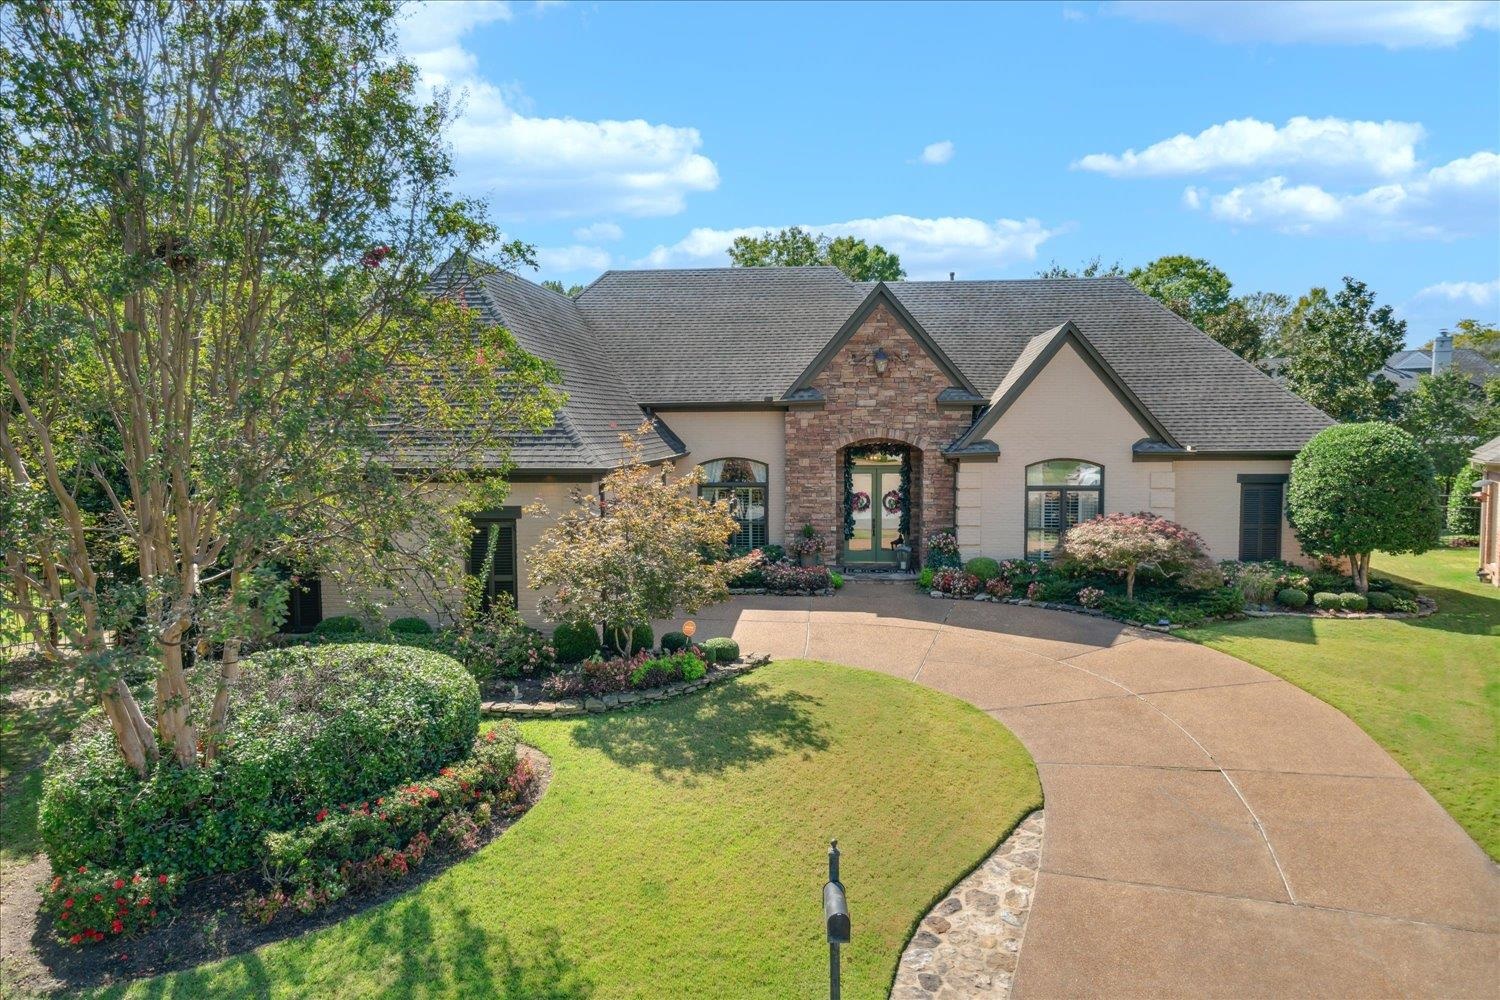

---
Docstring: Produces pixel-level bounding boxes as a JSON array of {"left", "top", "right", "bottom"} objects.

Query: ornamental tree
[
  {"left": 1057, "top": 512, "right": 1212, "bottom": 600},
  {"left": 525, "top": 427, "right": 755, "bottom": 656},
  {"left": 1287, "top": 424, "right": 1441, "bottom": 592},
  {"left": 0, "top": 2, "right": 562, "bottom": 774}
]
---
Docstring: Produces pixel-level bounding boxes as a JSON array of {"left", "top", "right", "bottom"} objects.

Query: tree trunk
[
  {"left": 1126, "top": 566, "right": 1136, "bottom": 601},
  {"left": 102, "top": 679, "right": 155, "bottom": 776},
  {"left": 204, "top": 637, "right": 241, "bottom": 763},
  {"left": 1350, "top": 552, "right": 1371, "bottom": 594},
  {"left": 156, "top": 630, "right": 199, "bottom": 767}
]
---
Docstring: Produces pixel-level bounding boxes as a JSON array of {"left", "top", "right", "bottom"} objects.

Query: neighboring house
[
  {"left": 1260, "top": 332, "right": 1498, "bottom": 392},
  {"left": 318, "top": 266, "right": 1332, "bottom": 626},
  {"left": 1472, "top": 436, "right": 1500, "bottom": 587}
]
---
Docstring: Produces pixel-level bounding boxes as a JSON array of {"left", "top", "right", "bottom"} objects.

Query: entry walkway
[{"left": 662, "top": 581, "right": 1498, "bottom": 997}]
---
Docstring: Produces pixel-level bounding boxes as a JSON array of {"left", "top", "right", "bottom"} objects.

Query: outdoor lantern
[
  {"left": 682, "top": 620, "right": 697, "bottom": 639},
  {"left": 872, "top": 348, "right": 889, "bottom": 375}
]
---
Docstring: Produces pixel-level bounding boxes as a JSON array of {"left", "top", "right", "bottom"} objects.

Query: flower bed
[
  {"left": 483, "top": 655, "right": 768, "bottom": 718},
  {"left": 726, "top": 547, "right": 835, "bottom": 595}
]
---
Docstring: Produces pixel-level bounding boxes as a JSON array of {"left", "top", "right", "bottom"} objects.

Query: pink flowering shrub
[
  {"left": 1026, "top": 580, "right": 1045, "bottom": 601},
  {"left": 1076, "top": 586, "right": 1105, "bottom": 608},
  {"left": 42, "top": 868, "right": 178, "bottom": 946},
  {"left": 762, "top": 561, "right": 832, "bottom": 593},
  {"left": 985, "top": 578, "right": 1013, "bottom": 599},
  {"left": 932, "top": 568, "right": 981, "bottom": 596},
  {"left": 1058, "top": 513, "right": 1211, "bottom": 600}
]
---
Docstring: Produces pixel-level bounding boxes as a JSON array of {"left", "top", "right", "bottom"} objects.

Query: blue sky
[{"left": 399, "top": 1, "right": 1500, "bottom": 344}]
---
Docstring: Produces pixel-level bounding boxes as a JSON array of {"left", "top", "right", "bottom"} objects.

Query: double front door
[{"left": 844, "top": 464, "right": 905, "bottom": 564}]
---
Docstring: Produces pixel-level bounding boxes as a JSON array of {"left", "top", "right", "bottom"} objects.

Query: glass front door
[{"left": 844, "top": 464, "right": 904, "bottom": 564}]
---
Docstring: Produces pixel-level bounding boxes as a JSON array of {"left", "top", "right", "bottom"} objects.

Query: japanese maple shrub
[
  {"left": 1287, "top": 424, "right": 1442, "bottom": 593},
  {"left": 1058, "top": 513, "right": 1213, "bottom": 600},
  {"left": 526, "top": 426, "right": 755, "bottom": 655}
]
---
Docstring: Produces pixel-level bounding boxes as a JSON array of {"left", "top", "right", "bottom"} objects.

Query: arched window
[
  {"left": 699, "top": 458, "right": 769, "bottom": 551},
  {"left": 1025, "top": 459, "right": 1103, "bottom": 559}
]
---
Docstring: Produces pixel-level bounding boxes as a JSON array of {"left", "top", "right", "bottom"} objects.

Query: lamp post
[{"left": 824, "top": 840, "right": 850, "bottom": 1000}]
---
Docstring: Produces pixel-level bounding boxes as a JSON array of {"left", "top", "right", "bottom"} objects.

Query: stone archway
[{"left": 837, "top": 439, "right": 920, "bottom": 568}]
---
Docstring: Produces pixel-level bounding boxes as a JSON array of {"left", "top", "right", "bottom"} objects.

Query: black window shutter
[
  {"left": 1239, "top": 483, "right": 1283, "bottom": 561},
  {"left": 469, "top": 518, "right": 518, "bottom": 608}
]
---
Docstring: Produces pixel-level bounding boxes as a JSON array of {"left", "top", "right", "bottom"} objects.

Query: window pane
[
  {"left": 702, "top": 485, "right": 766, "bottom": 550},
  {"left": 1073, "top": 490, "right": 1102, "bottom": 525},
  {"left": 699, "top": 458, "right": 767, "bottom": 483},
  {"left": 847, "top": 472, "right": 874, "bottom": 553},
  {"left": 1026, "top": 489, "right": 1063, "bottom": 558},
  {"left": 1026, "top": 460, "right": 1102, "bottom": 487}
]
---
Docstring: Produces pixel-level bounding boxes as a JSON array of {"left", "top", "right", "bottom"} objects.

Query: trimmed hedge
[
  {"left": 1338, "top": 592, "right": 1368, "bottom": 612},
  {"left": 40, "top": 644, "right": 479, "bottom": 881},
  {"left": 660, "top": 631, "right": 691, "bottom": 653},
  {"left": 964, "top": 557, "right": 1001, "bottom": 583},
  {"left": 1364, "top": 591, "right": 1396, "bottom": 612},
  {"left": 388, "top": 616, "right": 433, "bottom": 636},
  {"left": 551, "top": 621, "right": 600, "bottom": 663},
  {"left": 312, "top": 615, "right": 364, "bottom": 638},
  {"left": 1312, "top": 592, "right": 1341, "bottom": 610},
  {"left": 700, "top": 637, "right": 739, "bottom": 663},
  {"left": 1276, "top": 587, "right": 1309, "bottom": 608}
]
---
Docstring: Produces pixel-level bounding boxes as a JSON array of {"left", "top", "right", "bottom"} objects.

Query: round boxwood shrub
[
  {"left": 550, "top": 621, "right": 600, "bottom": 663},
  {"left": 964, "top": 557, "right": 1001, "bottom": 583},
  {"left": 700, "top": 637, "right": 739, "bottom": 664},
  {"left": 312, "top": 614, "right": 364, "bottom": 638},
  {"left": 603, "top": 623, "right": 654, "bottom": 656},
  {"left": 1364, "top": 591, "right": 1395, "bottom": 612},
  {"left": 1338, "top": 592, "right": 1368, "bottom": 612},
  {"left": 40, "top": 643, "right": 478, "bottom": 881},
  {"left": 1276, "top": 587, "right": 1309, "bottom": 608},
  {"left": 660, "top": 631, "right": 691, "bottom": 653},
  {"left": 1312, "top": 592, "right": 1341, "bottom": 611},
  {"left": 388, "top": 616, "right": 433, "bottom": 636}
]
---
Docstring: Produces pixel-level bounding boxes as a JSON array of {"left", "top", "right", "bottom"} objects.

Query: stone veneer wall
[{"left": 784, "top": 302, "right": 974, "bottom": 564}]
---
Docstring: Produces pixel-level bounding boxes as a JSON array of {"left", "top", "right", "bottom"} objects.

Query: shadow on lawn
[
  {"left": 101, "top": 901, "right": 592, "bottom": 1000},
  {"left": 569, "top": 674, "right": 830, "bottom": 782}
]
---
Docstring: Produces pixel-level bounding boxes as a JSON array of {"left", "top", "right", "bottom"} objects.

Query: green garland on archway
[{"left": 842, "top": 445, "right": 913, "bottom": 542}]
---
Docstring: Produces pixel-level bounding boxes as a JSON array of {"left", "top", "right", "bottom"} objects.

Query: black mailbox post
[{"left": 824, "top": 840, "right": 850, "bottom": 1000}]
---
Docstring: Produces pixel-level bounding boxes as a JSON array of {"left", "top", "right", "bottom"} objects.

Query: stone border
[
  {"left": 892, "top": 810, "right": 1044, "bottom": 999},
  {"left": 481, "top": 658, "right": 766, "bottom": 718},
  {"left": 728, "top": 587, "right": 835, "bottom": 596},
  {"left": 1242, "top": 596, "right": 1436, "bottom": 620}
]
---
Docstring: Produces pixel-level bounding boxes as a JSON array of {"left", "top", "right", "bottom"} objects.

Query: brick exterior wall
[{"left": 784, "top": 301, "right": 973, "bottom": 565}]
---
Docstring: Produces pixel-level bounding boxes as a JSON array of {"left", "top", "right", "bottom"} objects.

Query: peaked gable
[
  {"left": 951, "top": 321, "right": 1180, "bottom": 452},
  {"left": 783, "top": 283, "right": 978, "bottom": 399}
]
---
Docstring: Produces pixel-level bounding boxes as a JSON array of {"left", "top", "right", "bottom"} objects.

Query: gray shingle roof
[
  {"left": 463, "top": 265, "right": 1332, "bottom": 467},
  {"left": 464, "top": 268, "right": 682, "bottom": 469},
  {"left": 1473, "top": 435, "right": 1500, "bottom": 465}
]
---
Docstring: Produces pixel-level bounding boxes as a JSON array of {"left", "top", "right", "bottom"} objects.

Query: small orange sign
[{"left": 682, "top": 620, "right": 697, "bottom": 638}]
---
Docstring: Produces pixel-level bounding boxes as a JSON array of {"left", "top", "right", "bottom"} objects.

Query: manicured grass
[
  {"left": 1184, "top": 548, "right": 1499, "bottom": 858},
  {"left": 95, "top": 660, "right": 1040, "bottom": 999}
]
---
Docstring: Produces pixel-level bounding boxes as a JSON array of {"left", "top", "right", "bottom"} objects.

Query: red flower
[
  {"left": 111, "top": 919, "right": 124, "bottom": 934},
  {"left": 113, "top": 878, "right": 126, "bottom": 890},
  {"left": 158, "top": 874, "right": 169, "bottom": 885},
  {"left": 63, "top": 898, "right": 74, "bottom": 909},
  {"left": 149, "top": 910, "right": 157, "bottom": 918},
  {"left": 93, "top": 893, "right": 103, "bottom": 903},
  {"left": 316, "top": 809, "right": 329, "bottom": 822},
  {"left": 69, "top": 934, "right": 82, "bottom": 945},
  {"left": 77, "top": 866, "right": 88, "bottom": 874}
]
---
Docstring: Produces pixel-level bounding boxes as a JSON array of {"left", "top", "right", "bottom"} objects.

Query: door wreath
[
  {"left": 882, "top": 489, "right": 903, "bottom": 514},
  {"left": 852, "top": 490, "right": 871, "bottom": 512}
]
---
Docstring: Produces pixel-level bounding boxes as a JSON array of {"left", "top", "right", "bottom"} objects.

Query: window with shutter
[
  {"left": 283, "top": 574, "right": 323, "bottom": 633},
  {"left": 469, "top": 517, "right": 518, "bottom": 609},
  {"left": 1238, "top": 477, "right": 1285, "bottom": 562}
]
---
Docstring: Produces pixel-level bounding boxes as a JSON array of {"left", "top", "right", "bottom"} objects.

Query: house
[
  {"left": 1378, "top": 334, "right": 1496, "bottom": 392},
  {"left": 1471, "top": 436, "right": 1500, "bottom": 587},
  {"left": 318, "top": 266, "right": 1333, "bottom": 626}
]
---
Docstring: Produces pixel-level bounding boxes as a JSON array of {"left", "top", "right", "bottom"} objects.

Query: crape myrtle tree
[
  {"left": 0, "top": 1, "right": 563, "bottom": 774},
  {"left": 1286, "top": 424, "right": 1441, "bottom": 593},
  {"left": 526, "top": 426, "right": 755, "bottom": 656}
]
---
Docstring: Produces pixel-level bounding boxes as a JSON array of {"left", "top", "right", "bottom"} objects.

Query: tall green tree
[
  {"left": 1282, "top": 278, "right": 1406, "bottom": 422},
  {"left": 1127, "top": 255, "right": 1232, "bottom": 328},
  {"left": 0, "top": 1, "right": 563, "bottom": 773},
  {"left": 1399, "top": 369, "right": 1500, "bottom": 482},
  {"left": 727, "top": 226, "right": 905, "bottom": 281},
  {"left": 541, "top": 279, "right": 584, "bottom": 297},
  {"left": 1421, "top": 318, "right": 1500, "bottom": 363},
  {"left": 1201, "top": 299, "right": 1267, "bottom": 362}
]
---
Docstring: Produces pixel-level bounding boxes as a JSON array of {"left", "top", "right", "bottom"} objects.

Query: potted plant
[{"left": 788, "top": 523, "right": 827, "bottom": 567}]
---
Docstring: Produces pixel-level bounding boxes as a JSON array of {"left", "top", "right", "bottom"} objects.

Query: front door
[{"left": 844, "top": 464, "right": 905, "bottom": 564}]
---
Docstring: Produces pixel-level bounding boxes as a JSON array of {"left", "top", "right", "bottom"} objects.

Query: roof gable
[
  {"left": 783, "top": 282, "right": 978, "bottom": 398},
  {"left": 951, "top": 321, "right": 1180, "bottom": 452}
]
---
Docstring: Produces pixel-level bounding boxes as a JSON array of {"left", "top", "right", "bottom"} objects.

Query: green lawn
[
  {"left": 1184, "top": 548, "right": 1499, "bottom": 858},
  {"left": 89, "top": 660, "right": 1039, "bottom": 999}
]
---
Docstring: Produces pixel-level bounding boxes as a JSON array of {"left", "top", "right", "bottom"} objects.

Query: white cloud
[
  {"left": 1413, "top": 278, "right": 1500, "bottom": 307},
  {"left": 1181, "top": 186, "right": 1203, "bottom": 209},
  {"left": 919, "top": 140, "right": 956, "bottom": 166},
  {"left": 1187, "top": 151, "right": 1500, "bottom": 239},
  {"left": 572, "top": 221, "right": 624, "bottom": 242},
  {"left": 1075, "top": 116, "right": 1424, "bottom": 179},
  {"left": 1110, "top": 1, "right": 1499, "bottom": 49},
  {"left": 397, "top": 2, "right": 719, "bottom": 220},
  {"left": 639, "top": 215, "right": 1061, "bottom": 279},
  {"left": 536, "top": 244, "right": 612, "bottom": 272}
]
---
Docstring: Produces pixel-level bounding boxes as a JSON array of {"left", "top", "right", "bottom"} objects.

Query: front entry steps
[{"left": 833, "top": 566, "right": 917, "bottom": 581}]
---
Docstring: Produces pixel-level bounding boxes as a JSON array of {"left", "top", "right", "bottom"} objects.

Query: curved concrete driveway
[{"left": 667, "top": 581, "right": 1499, "bottom": 997}]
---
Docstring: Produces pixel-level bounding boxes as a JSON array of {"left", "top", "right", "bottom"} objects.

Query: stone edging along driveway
[{"left": 657, "top": 581, "right": 1499, "bottom": 999}]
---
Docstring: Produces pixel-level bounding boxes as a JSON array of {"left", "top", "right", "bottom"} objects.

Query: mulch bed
[{"left": 0, "top": 746, "right": 551, "bottom": 996}]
